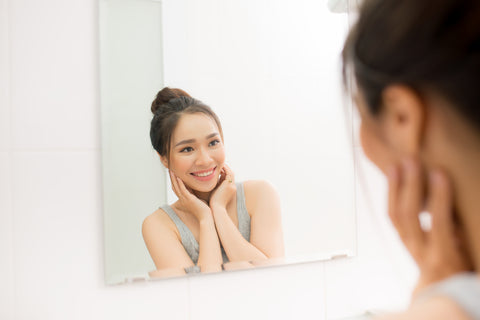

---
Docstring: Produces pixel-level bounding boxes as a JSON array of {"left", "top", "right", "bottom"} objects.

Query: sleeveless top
[
  {"left": 160, "top": 182, "right": 251, "bottom": 267},
  {"left": 413, "top": 272, "right": 480, "bottom": 319}
]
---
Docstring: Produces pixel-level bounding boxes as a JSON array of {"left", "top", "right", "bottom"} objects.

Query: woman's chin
[{"left": 187, "top": 180, "right": 217, "bottom": 193}]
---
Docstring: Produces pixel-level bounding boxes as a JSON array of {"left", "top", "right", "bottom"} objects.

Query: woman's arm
[
  {"left": 142, "top": 210, "right": 222, "bottom": 274},
  {"left": 210, "top": 167, "right": 284, "bottom": 263},
  {"left": 170, "top": 172, "right": 223, "bottom": 272},
  {"left": 243, "top": 180, "right": 285, "bottom": 258},
  {"left": 196, "top": 214, "right": 223, "bottom": 273},
  {"left": 142, "top": 211, "right": 194, "bottom": 273}
]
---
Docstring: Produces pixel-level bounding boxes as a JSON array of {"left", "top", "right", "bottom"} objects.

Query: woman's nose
[{"left": 195, "top": 148, "right": 212, "bottom": 166}]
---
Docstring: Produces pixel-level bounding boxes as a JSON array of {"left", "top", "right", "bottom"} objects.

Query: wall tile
[
  {"left": 0, "top": 151, "right": 14, "bottom": 320},
  {"left": 189, "top": 261, "right": 326, "bottom": 320},
  {"left": 9, "top": 0, "right": 99, "bottom": 150},
  {"left": 10, "top": 149, "right": 190, "bottom": 320},
  {"left": 81, "top": 279, "right": 190, "bottom": 320},
  {"left": 0, "top": 0, "right": 10, "bottom": 151},
  {"left": 11, "top": 150, "right": 103, "bottom": 318}
]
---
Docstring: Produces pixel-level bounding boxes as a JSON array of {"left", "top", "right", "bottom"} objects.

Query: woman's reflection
[{"left": 142, "top": 87, "right": 285, "bottom": 275}]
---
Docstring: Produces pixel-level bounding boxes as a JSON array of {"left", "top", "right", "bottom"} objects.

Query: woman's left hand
[
  {"left": 209, "top": 164, "right": 237, "bottom": 209},
  {"left": 387, "top": 158, "right": 473, "bottom": 298}
]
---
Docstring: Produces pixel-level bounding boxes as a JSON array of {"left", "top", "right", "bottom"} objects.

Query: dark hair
[
  {"left": 149, "top": 87, "right": 223, "bottom": 162},
  {"left": 342, "top": 0, "right": 480, "bottom": 130}
]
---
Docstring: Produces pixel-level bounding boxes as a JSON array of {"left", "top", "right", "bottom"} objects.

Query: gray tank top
[
  {"left": 413, "top": 272, "right": 480, "bottom": 319},
  {"left": 161, "top": 182, "right": 251, "bottom": 266}
]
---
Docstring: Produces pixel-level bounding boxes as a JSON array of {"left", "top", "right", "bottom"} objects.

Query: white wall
[{"left": 0, "top": 0, "right": 417, "bottom": 319}]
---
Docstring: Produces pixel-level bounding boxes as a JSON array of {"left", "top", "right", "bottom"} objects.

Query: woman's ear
[
  {"left": 159, "top": 153, "right": 169, "bottom": 168},
  {"left": 381, "top": 85, "right": 425, "bottom": 156}
]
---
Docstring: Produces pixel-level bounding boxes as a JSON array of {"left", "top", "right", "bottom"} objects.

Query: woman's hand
[
  {"left": 387, "top": 158, "right": 473, "bottom": 297},
  {"left": 209, "top": 164, "right": 237, "bottom": 210},
  {"left": 169, "top": 171, "right": 212, "bottom": 222}
]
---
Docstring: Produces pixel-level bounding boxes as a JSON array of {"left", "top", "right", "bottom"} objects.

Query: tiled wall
[{"left": 0, "top": 0, "right": 416, "bottom": 319}]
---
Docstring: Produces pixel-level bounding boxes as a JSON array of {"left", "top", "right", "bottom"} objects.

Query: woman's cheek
[
  {"left": 170, "top": 155, "right": 191, "bottom": 177},
  {"left": 360, "top": 122, "right": 383, "bottom": 169},
  {"left": 360, "top": 122, "right": 395, "bottom": 176},
  {"left": 215, "top": 146, "right": 226, "bottom": 164}
]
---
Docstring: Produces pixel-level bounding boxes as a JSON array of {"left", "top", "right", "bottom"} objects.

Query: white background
[{"left": 0, "top": 0, "right": 418, "bottom": 319}]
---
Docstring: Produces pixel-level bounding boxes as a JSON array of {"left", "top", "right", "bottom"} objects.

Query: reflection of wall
[
  {"left": 0, "top": 0, "right": 417, "bottom": 319},
  {"left": 100, "top": 0, "right": 165, "bottom": 284},
  {"left": 162, "top": 0, "right": 355, "bottom": 258}
]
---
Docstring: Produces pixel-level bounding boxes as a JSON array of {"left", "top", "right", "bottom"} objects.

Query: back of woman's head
[
  {"left": 150, "top": 87, "right": 223, "bottom": 160},
  {"left": 343, "top": 0, "right": 480, "bottom": 131}
]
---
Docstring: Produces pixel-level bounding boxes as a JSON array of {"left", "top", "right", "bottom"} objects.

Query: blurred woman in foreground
[{"left": 342, "top": 0, "right": 480, "bottom": 318}]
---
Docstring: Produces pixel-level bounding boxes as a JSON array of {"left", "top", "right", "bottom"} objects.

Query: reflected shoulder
[
  {"left": 142, "top": 208, "right": 178, "bottom": 239},
  {"left": 242, "top": 180, "right": 281, "bottom": 214},
  {"left": 243, "top": 179, "right": 278, "bottom": 195}
]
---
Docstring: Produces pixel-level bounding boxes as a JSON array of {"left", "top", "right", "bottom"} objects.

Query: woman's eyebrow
[
  {"left": 206, "top": 132, "right": 219, "bottom": 139},
  {"left": 174, "top": 139, "right": 195, "bottom": 147},
  {"left": 174, "top": 133, "right": 219, "bottom": 147}
]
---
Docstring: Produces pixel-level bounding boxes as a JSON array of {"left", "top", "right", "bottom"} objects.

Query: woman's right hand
[
  {"left": 169, "top": 171, "right": 212, "bottom": 222},
  {"left": 387, "top": 158, "right": 473, "bottom": 297}
]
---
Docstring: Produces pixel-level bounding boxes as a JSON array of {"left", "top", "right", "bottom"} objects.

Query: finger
[
  {"left": 427, "top": 169, "right": 455, "bottom": 251},
  {"left": 169, "top": 171, "right": 181, "bottom": 198},
  {"left": 218, "top": 167, "right": 226, "bottom": 184},
  {"left": 223, "top": 164, "right": 235, "bottom": 183},
  {"left": 397, "top": 158, "right": 425, "bottom": 256},
  {"left": 176, "top": 177, "right": 194, "bottom": 199}
]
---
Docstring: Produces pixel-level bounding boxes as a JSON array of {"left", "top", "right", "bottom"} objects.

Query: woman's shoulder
[
  {"left": 375, "top": 295, "right": 471, "bottom": 320},
  {"left": 142, "top": 207, "right": 178, "bottom": 238},
  {"left": 242, "top": 180, "right": 280, "bottom": 213},
  {"left": 242, "top": 179, "right": 278, "bottom": 194}
]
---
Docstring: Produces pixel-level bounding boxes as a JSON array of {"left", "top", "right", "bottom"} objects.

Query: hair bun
[{"left": 151, "top": 87, "right": 192, "bottom": 114}]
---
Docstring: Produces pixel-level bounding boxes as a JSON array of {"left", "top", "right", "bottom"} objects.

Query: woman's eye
[
  {"left": 180, "top": 146, "right": 194, "bottom": 153},
  {"left": 209, "top": 139, "right": 220, "bottom": 147}
]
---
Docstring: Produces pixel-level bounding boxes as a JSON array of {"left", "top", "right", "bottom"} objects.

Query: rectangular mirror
[{"left": 100, "top": 0, "right": 355, "bottom": 285}]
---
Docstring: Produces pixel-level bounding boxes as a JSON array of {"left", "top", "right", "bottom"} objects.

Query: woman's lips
[{"left": 190, "top": 167, "right": 216, "bottom": 181}]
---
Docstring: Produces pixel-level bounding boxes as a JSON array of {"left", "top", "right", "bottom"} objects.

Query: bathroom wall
[{"left": 0, "top": 0, "right": 416, "bottom": 319}]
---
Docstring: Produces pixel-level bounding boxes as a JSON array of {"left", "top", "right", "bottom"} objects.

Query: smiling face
[{"left": 162, "top": 112, "right": 226, "bottom": 193}]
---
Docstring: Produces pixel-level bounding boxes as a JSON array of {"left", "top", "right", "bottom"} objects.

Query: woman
[
  {"left": 342, "top": 0, "right": 480, "bottom": 318},
  {"left": 142, "top": 87, "right": 284, "bottom": 275}
]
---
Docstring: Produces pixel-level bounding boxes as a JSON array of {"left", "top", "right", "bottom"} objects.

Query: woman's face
[
  {"left": 165, "top": 112, "right": 225, "bottom": 193},
  {"left": 355, "top": 91, "right": 397, "bottom": 174}
]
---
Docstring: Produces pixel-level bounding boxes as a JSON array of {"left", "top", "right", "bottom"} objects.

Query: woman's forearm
[
  {"left": 196, "top": 215, "right": 223, "bottom": 273},
  {"left": 211, "top": 206, "right": 268, "bottom": 262}
]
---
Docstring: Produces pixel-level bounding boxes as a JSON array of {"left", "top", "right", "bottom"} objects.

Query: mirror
[{"left": 100, "top": 0, "right": 355, "bottom": 285}]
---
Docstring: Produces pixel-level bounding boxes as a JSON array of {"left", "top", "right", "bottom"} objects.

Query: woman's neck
[
  {"left": 193, "top": 190, "right": 211, "bottom": 203},
  {"left": 449, "top": 151, "right": 480, "bottom": 270},
  {"left": 425, "top": 101, "right": 480, "bottom": 271}
]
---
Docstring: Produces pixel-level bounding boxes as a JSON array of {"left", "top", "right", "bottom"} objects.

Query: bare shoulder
[
  {"left": 243, "top": 180, "right": 279, "bottom": 197},
  {"left": 142, "top": 208, "right": 178, "bottom": 240},
  {"left": 141, "top": 207, "right": 193, "bottom": 270},
  {"left": 242, "top": 180, "right": 281, "bottom": 216},
  {"left": 375, "top": 296, "right": 471, "bottom": 320}
]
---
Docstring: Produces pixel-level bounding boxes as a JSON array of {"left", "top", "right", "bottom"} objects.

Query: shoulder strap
[
  {"left": 413, "top": 272, "right": 480, "bottom": 319},
  {"left": 235, "top": 182, "right": 251, "bottom": 241},
  {"left": 160, "top": 205, "right": 199, "bottom": 264}
]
